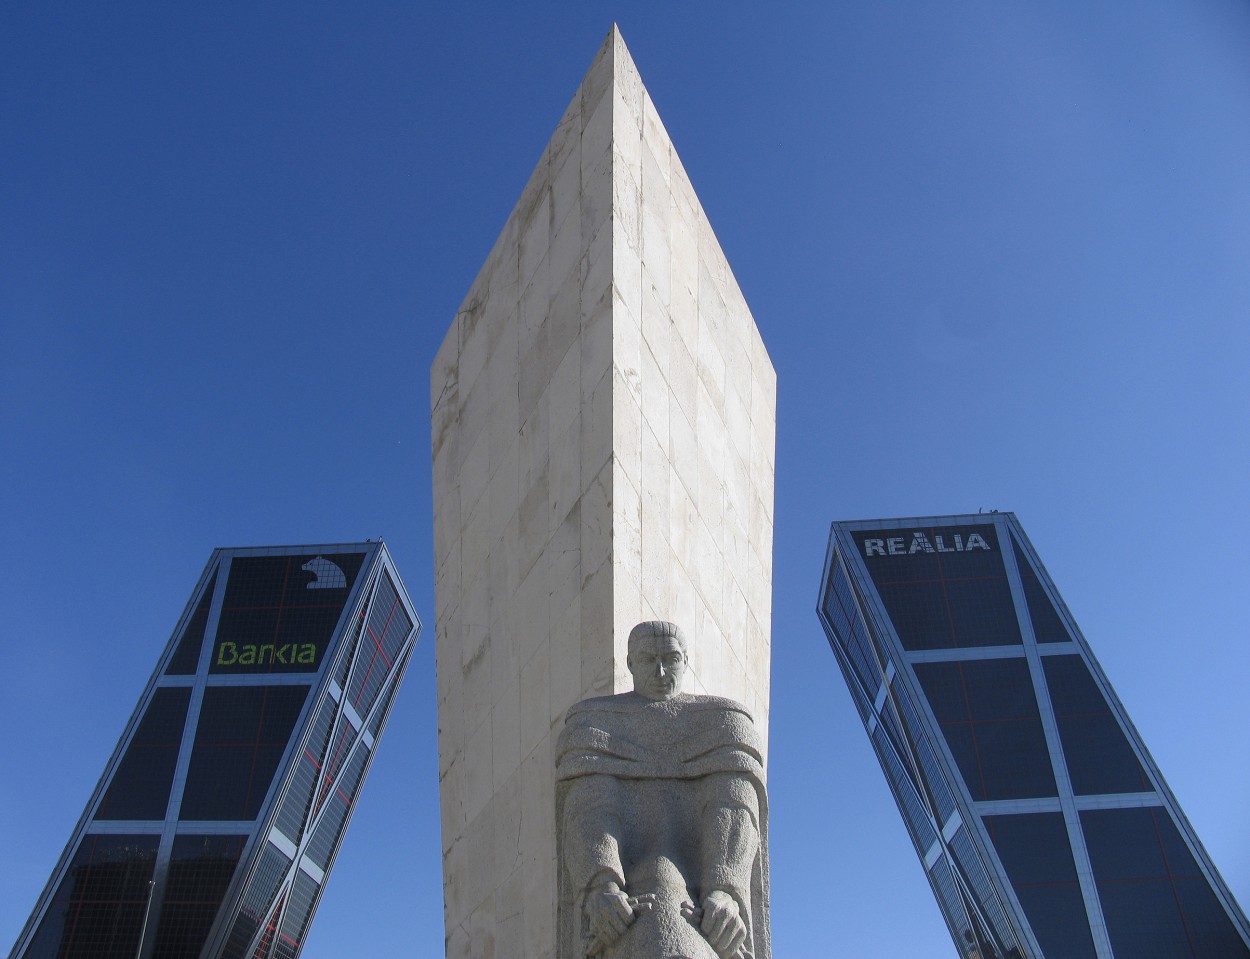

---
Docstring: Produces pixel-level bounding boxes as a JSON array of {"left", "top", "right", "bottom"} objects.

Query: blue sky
[{"left": 2, "top": 3, "right": 1248, "bottom": 955}]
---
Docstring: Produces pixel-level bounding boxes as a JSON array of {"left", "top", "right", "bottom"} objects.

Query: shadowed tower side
[{"left": 430, "top": 26, "right": 775, "bottom": 958}]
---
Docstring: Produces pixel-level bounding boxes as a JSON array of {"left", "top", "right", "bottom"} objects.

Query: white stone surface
[{"left": 431, "top": 26, "right": 775, "bottom": 958}]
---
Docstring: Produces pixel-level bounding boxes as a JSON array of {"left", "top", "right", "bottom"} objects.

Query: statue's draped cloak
[{"left": 555, "top": 693, "right": 770, "bottom": 959}]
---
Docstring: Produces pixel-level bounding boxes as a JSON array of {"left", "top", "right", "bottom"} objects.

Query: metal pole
[{"left": 134, "top": 879, "right": 156, "bottom": 959}]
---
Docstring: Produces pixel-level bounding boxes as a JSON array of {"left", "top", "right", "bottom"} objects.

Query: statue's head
[{"left": 626, "top": 620, "right": 688, "bottom": 701}]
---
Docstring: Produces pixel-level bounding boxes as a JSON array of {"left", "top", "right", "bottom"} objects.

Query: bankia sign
[{"left": 210, "top": 552, "right": 366, "bottom": 674}]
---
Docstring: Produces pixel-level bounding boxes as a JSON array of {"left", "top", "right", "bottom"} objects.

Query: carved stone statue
[{"left": 555, "top": 621, "right": 770, "bottom": 959}]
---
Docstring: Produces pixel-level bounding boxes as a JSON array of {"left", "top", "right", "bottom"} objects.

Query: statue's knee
[{"left": 700, "top": 774, "right": 759, "bottom": 819}]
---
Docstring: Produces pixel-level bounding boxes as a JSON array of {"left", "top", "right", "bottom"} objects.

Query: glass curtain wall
[{"left": 818, "top": 513, "right": 1250, "bottom": 959}]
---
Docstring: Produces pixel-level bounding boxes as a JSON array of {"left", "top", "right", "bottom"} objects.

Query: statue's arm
[
  {"left": 698, "top": 773, "right": 761, "bottom": 959},
  {"left": 562, "top": 773, "right": 626, "bottom": 891},
  {"left": 563, "top": 773, "right": 650, "bottom": 955}
]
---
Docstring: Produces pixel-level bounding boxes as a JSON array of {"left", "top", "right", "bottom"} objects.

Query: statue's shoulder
[
  {"left": 682, "top": 693, "right": 755, "bottom": 721},
  {"left": 562, "top": 692, "right": 638, "bottom": 725},
  {"left": 684, "top": 693, "right": 749, "bottom": 711},
  {"left": 567, "top": 692, "right": 631, "bottom": 710}
]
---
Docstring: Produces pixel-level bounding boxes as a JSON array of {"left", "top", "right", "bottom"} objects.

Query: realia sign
[{"left": 861, "top": 530, "right": 992, "bottom": 557}]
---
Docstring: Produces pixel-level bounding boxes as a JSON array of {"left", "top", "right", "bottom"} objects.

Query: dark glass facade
[
  {"left": 9, "top": 543, "right": 420, "bottom": 959},
  {"left": 818, "top": 514, "right": 1250, "bottom": 959}
]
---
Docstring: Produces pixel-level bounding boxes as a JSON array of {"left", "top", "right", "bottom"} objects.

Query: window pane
[
  {"left": 1082, "top": 807, "right": 1250, "bottom": 957},
  {"left": 974, "top": 719, "right": 1056, "bottom": 801},
  {"left": 1082, "top": 807, "right": 1169, "bottom": 882},
  {"left": 915, "top": 660, "right": 1056, "bottom": 801},
  {"left": 151, "top": 833, "right": 247, "bottom": 959},
  {"left": 984, "top": 813, "right": 1096, "bottom": 958},
  {"left": 274, "top": 701, "right": 336, "bottom": 841},
  {"left": 1043, "top": 655, "right": 1149, "bottom": 795},
  {"left": 181, "top": 685, "right": 309, "bottom": 820},
  {"left": 1173, "top": 878, "right": 1250, "bottom": 957},
  {"left": 276, "top": 869, "right": 321, "bottom": 957},
  {"left": 220, "top": 842, "right": 291, "bottom": 959},
  {"left": 23, "top": 834, "right": 160, "bottom": 959},
  {"left": 345, "top": 571, "right": 412, "bottom": 716},
  {"left": 1011, "top": 539, "right": 1071, "bottom": 643},
  {"left": 166, "top": 569, "right": 218, "bottom": 674},
  {"left": 95, "top": 687, "right": 190, "bottom": 821}
]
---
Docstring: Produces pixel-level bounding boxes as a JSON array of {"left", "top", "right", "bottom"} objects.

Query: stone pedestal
[{"left": 430, "top": 26, "right": 775, "bottom": 958}]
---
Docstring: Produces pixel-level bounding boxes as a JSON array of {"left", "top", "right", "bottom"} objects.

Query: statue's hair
[{"left": 627, "top": 620, "right": 687, "bottom": 654}]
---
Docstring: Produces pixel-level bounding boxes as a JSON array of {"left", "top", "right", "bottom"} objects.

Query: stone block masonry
[{"left": 430, "top": 26, "right": 775, "bottom": 959}]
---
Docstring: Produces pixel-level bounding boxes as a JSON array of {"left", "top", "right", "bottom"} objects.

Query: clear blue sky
[{"left": 3, "top": 3, "right": 1248, "bottom": 955}]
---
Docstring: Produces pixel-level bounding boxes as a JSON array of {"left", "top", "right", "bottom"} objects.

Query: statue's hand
[
  {"left": 698, "top": 890, "right": 748, "bottom": 959},
  {"left": 586, "top": 882, "right": 653, "bottom": 956}
]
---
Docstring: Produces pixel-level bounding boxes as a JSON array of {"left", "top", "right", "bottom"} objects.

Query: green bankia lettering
[{"left": 216, "top": 641, "right": 317, "bottom": 668}]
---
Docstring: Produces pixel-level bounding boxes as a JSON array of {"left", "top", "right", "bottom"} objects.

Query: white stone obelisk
[{"left": 430, "top": 26, "right": 775, "bottom": 958}]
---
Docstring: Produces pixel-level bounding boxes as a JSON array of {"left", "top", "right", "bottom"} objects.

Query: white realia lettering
[{"left": 862, "top": 529, "right": 994, "bottom": 557}]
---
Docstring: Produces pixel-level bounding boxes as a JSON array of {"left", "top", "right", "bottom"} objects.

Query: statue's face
[{"left": 627, "top": 634, "right": 687, "bottom": 701}]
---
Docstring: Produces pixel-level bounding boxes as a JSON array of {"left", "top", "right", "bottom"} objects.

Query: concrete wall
[{"left": 430, "top": 27, "right": 775, "bottom": 958}]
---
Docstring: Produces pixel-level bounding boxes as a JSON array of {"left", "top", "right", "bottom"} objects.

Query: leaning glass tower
[
  {"left": 9, "top": 542, "right": 420, "bottom": 959},
  {"left": 817, "top": 513, "right": 1249, "bottom": 958}
]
